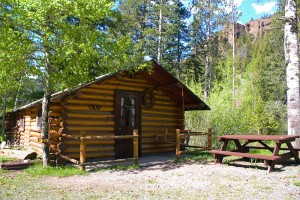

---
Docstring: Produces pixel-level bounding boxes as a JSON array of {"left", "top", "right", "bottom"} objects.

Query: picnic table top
[{"left": 218, "top": 134, "right": 299, "bottom": 142}]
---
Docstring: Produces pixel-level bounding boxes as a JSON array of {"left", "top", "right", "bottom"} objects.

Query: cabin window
[
  {"left": 120, "top": 97, "right": 136, "bottom": 127},
  {"left": 36, "top": 109, "right": 42, "bottom": 130},
  {"left": 19, "top": 115, "right": 25, "bottom": 131}
]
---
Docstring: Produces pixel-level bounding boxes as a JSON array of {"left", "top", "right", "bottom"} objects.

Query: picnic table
[{"left": 208, "top": 134, "right": 300, "bottom": 172}]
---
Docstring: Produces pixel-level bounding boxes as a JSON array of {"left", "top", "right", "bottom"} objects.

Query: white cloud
[
  {"left": 251, "top": 1, "right": 276, "bottom": 14},
  {"left": 234, "top": 0, "right": 243, "bottom": 7}
]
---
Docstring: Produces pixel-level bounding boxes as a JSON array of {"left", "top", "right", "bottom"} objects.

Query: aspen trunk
[
  {"left": 231, "top": 0, "right": 235, "bottom": 102},
  {"left": 204, "top": 0, "right": 211, "bottom": 101},
  {"left": 284, "top": 0, "right": 300, "bottom": 148},
  {"left": 1, "top": 96, "right": 6, "bottom": 138},
  {"left": 157, "top": 0, "right": 163, "bottom": 63},
  {"left": 41, "top": 83, "right": 51, "bottom": 166}
]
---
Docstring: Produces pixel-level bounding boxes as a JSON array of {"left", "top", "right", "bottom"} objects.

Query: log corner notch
[{"left": 175, "top": 128, "right": 214, "bottom": 159}]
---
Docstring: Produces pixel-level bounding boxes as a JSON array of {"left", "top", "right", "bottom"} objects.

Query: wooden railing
[
  {"left": 57, "top": 130, "right": 139, "bottom": 170},
  {"left": 175, "top": 128, "right": 213, "bottom": 159}
]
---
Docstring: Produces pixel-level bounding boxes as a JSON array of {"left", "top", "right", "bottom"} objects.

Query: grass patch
[
  {"left": 293, "top": 180, "right": 300, "bottom": 187},
  {"left": 178, "top": 150, "right": 213, "bottom": 162},
  {"left": 24, "top": 163, "right": 87, "bottom": 177},
  {"left": 0, "top": 156, "right": 17, "bottom": 163}
]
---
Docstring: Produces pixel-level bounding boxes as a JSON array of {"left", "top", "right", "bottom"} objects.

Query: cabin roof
[{"left": 13, "top": 61, "right": 210, "bottom": 112}]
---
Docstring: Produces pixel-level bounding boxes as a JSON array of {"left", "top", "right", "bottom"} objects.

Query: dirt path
[{"left": 1, "top": 159, "right": 299, "bottom": 200}]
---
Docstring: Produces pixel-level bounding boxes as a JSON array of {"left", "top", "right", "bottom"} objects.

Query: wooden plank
[{"left": 208, "top": 150, "right": 280, "bottom": 160}]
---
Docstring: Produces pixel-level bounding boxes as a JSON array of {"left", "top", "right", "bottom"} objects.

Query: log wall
[
  {"left": 61, "top": 73, "right": 183, "bottom": 159},
  {"left": 11, "top": 102, "right": 63, "bottom": 156},
  {"left": 10, "top": 72, "right": 184, "bottom": 160}
]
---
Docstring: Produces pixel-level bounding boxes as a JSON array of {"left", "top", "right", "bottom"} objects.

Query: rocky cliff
[{"left": 224, "top": 18, "right": 272, "bottom": 45}]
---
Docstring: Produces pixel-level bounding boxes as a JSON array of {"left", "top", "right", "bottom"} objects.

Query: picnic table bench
[{"left": 208, "top": 134, "right": 300, "bottom": 173}]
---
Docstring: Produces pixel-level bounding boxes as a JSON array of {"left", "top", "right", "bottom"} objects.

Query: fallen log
[{"left": 0, "top": 160, "right": 38, "bottom": 170}]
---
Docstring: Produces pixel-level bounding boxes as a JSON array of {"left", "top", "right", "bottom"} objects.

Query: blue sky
[
  {"left": 236, "top": 0, "right": 278, "bottom": 24},
  {"left": 183, "top": 0, "right": 278, "bottom": 24}
]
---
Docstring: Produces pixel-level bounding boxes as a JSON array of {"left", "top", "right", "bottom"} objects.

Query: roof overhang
[{"left": 11, "top": 61, "right": 210, "bottom": 112}]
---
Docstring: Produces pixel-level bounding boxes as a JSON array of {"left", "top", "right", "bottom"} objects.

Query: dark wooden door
[{"left": 115, "top": 90, "right": 140, "bottom": 159}]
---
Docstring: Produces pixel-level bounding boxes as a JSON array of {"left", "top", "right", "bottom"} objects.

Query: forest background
[{"left": 0, "top": 0, "right": 294, "bottom": 142}]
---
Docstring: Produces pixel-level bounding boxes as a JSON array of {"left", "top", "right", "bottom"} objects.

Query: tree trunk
[
  {"left": 157, "top": 0, "right": 163, "bottom": 63},
  {"left": 176, "top": 29, "right": 181, "bottom": 79},
  {"left": 41, "top": 73, "right": 51, "bottom": 166},
  {"left": 14, "top": 78, "right": 22, "bottom": 109},
  {"left": 1, "top": 96, "right": 6, "bottom": 139},
  {"left": 231, "top": 0, "right": 235, "bottom": 102},
  {"left": 204, "top": 0, "right": 211, "bottom": 101},
  {"left": 284, "top": 0, "right": 300, "bottom": 148}
]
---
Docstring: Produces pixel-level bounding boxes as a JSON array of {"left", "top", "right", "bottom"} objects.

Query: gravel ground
[{"left": 1, "top": 153, "right": 300, "bottom": 200}]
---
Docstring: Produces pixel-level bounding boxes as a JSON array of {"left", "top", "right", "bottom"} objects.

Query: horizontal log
[
  {"left": 65, "top": 146, "right": 114, "bottom": 153},
  {"left": 57, "top": 153, "right": 80, "bottom": 165},
  {"left": 150, "top": 105, "right": 179, "bottom": 111},
  {"left": 141, "top": 115, "right": 178, "bottom": 122},
  {"left": 68, "top": 126, "right": 114, "bottom": 131},
  {"left": 101, "top": 80, "right": 150, "bottom": 88},
  {"left": 77, "top": 93, "right": 114, "bottom": 100},
  {"left": 141, "top": 121, "right": 178, "bottom": 127},
  {"left": 143, "top": 143, "right": 175, "bottom": 149},
  {"left": 64, "top": 152, "right": 114, "bottom": 159},
  {"left": 89, "top": 84, "right": 145, "bottom": 92},
  {"left": 66, "top": 120, "right": 114, "bottom": 126},
  {"left": 81, "top": 88, "right": 114, "bottom": 95},
  {"left": 142, "top": 147, "right": 174, "bottom": 154},
  {"left": 66, "top": 99, "right": 114, "bottom": 106},
  {"left": 50, "top": 105, "right": 61, "bottom": 110},
  {"left": 50, "top": 112, "right": 60, "bottom": 117},
  {"left": 142, "top": 110, "right": 178, "bottom": 116},
  {"left": 29, "top": 132, "right": 41, "bottom": 137},
  {"left": 142, "top": 126, "right": 178, "bottom": 132},
  {"left": 62, "top": 134, "right": 138, "bottom": 140},
  {"left": 29, "top": 141, "right": 42, "bottom": 149},
  {"left": 29, "top": 137, "right": 40, "bottom": 143},
  {"left": 61, "top": 130, "right": 114, "bottom": 137},
  {"left": 64, "top": 140, "right": 114, "bottom": 145},
  {"left": 64, "top": 105, "right": 113, "bottom": 112},
  {"left": 66, "top": 113, "right": 114, "bottom": 119}
]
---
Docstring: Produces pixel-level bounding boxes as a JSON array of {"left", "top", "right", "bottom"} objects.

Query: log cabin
[{"left": 5, "top": 61, "right": 209, "bottom": 162}]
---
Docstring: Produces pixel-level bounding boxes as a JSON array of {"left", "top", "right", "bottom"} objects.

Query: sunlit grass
[{"left": 24, "top": 163, "right": 87, "bottom": 177}]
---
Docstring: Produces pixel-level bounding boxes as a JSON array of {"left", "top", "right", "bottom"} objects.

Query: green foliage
[
  {"left": 185, "top": 9, "right": 287, "bottom": 143},
  {"left": 24, "top": 163, "right": 87, "bottom": 177}
]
